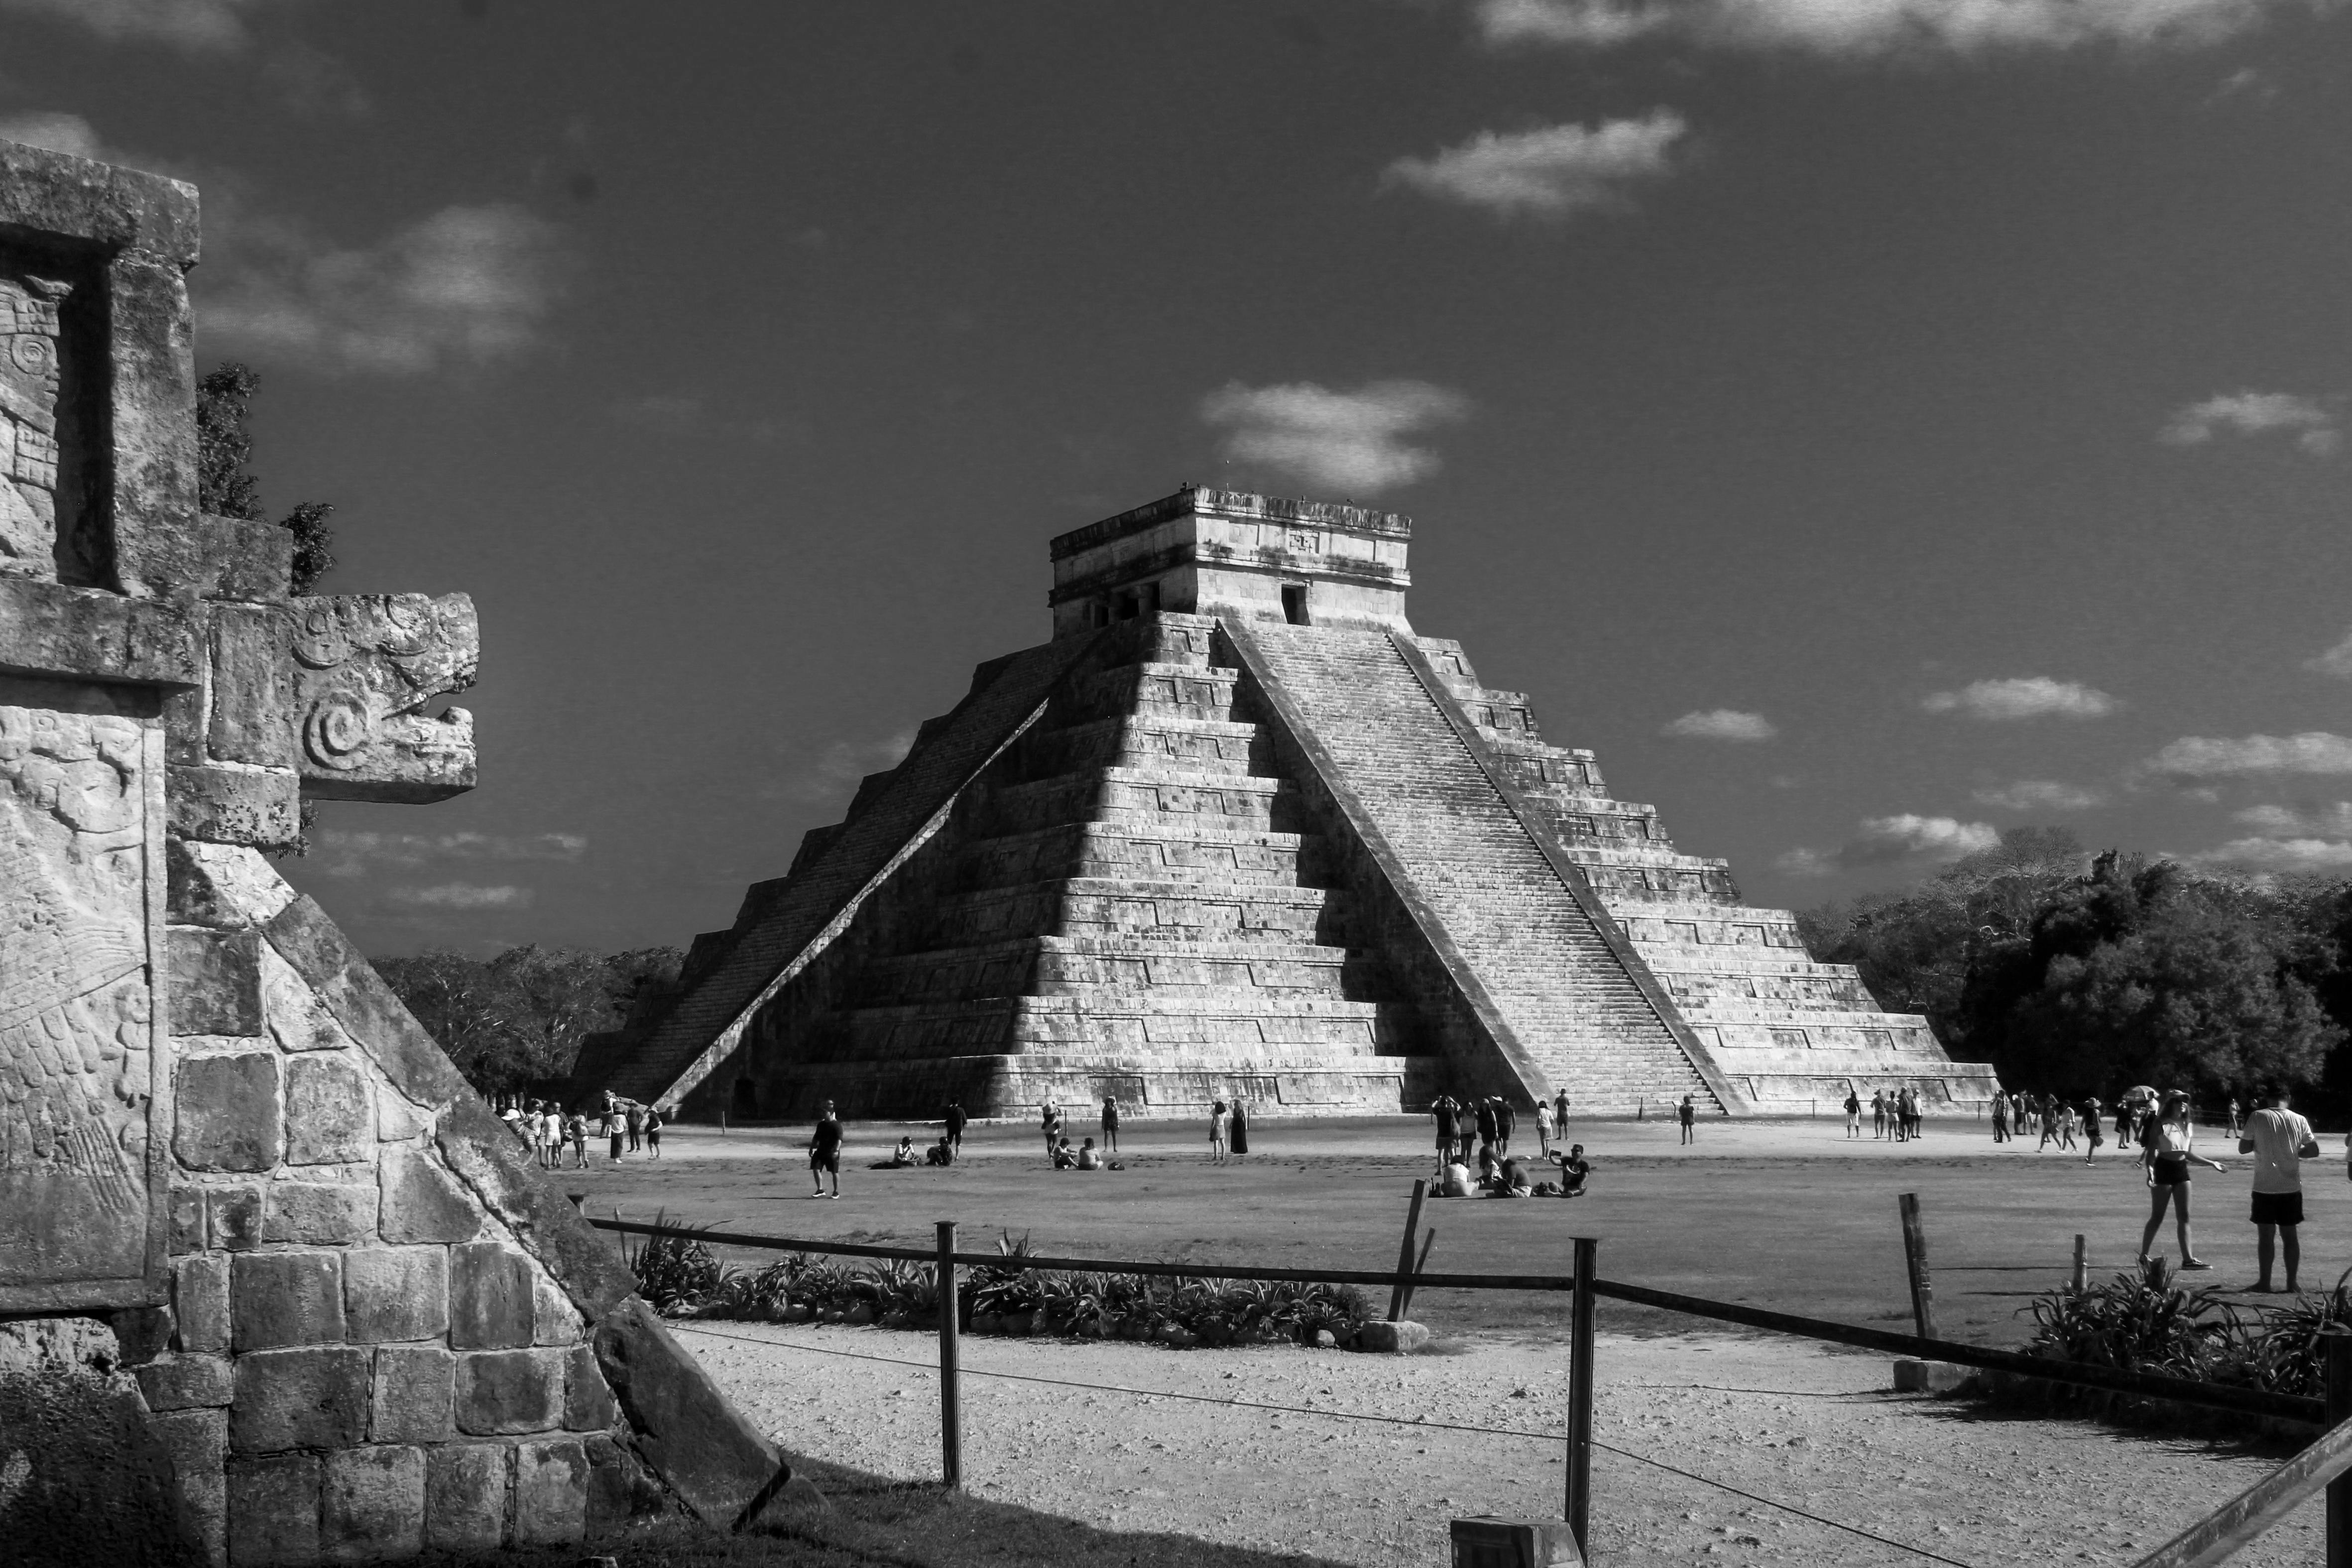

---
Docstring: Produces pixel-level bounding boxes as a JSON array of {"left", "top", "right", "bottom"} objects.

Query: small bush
[{"left": 626, "top": 1216, "right": 727, "bottom": 1315}]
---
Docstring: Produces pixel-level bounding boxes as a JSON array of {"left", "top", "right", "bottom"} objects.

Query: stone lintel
[
  {"left": 0, "top": 577, "right": 200, "bottom": 686},
  {"left": 0, "top": 138, "right": 200, "bottom": 265}
]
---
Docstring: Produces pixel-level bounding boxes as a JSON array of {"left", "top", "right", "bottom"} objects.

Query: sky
[{"left": 3, "top": 0, "right": 2348, "bottom": 957}]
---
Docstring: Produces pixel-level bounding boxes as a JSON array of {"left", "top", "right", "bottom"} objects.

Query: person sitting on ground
[
  {"left": 1476, "top": 1142, "right": 1500, "bottom": 1189},
  {"left": 1491, "top": 1156, "right": 1531, "bottom": 1196},
  {"left": 1052, "top": 1136, "right": 1078, "bottom": 1170},
  {"left": 1076, "top": 1136, "right": 1102, "bottom": 1170},
  {"left": 1439, "top": 1159, "right": 1474, "bottom": 1198},
  {"left": 1549, "top": 1143, "right": 1592, "bottom": 1197},
  {"left": 924, "top": 1136, "right": 954, "bottom": 1167},
  {"left": 892, "top": 1136, "right": 917, "bottom": 1166}
]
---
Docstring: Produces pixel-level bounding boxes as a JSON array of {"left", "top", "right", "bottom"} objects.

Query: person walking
[
  {"left": 1208, "top": 1099, "right": 1230, "bottom": 1164},
  {"left": 568, "top": 1109, "right": 589, "bottom": 1170},
  {"left": 943, "top": 1097, "right": 966, "bottom": 1159},
  {"left": 1101, "top": 1094, "right": 1121, "bottom": 1154},
  {"left": 2138, "top": 1091, "right": 2225, "bottom": 1271},
  {"left": 2057, "top": 1101, "right": 2078, "bottom": 1152},
  {"left": 1473, "top": 1097, "right": 1500, "bottom": 1161},
  {"left": 1554, "top": 1088, "right": 1570, "bottom": 1133},
  {"left": 1844, "top": 1088, "right": 1862, "bottom": 1139},
  {"left": 1677, "top": 1094, "right": 1697, "bottom": 1146},
  {"left": 2082, "top": 1097, "right": 2104, "bottom": 1164},
  {"left": 2240, "top": 1087, "right": 2320, "bottom": 1293},
  {"left": 1991, "top": 1091, "right": 2010, "bottom": 1144},
  {"left": 2226, "top": 1098, "right": 2242, "bottom": 1138},
  {"left": 2039, "top": 1098, "right": 2063, "bottom": 1152},
  {"left": 1494, "top": 1097, "right": 1516, "bottom": 1160},
  {"left": 625, "top": 1099, "right": 644, "bottom": 1154},
  {"left": 1432, "top": 1095, "right": 1459, "bottom": 1171},
  {"left": 644, "top": 1105, "right": 663, "bottom": 1159},
  {"left": 809, "top": 1100, "right": 843, "bottom": 1198},
  {"left": 1229, "top": 1097, "right": 1250, "bottom": 1162},
  {"left": 1534, "top": 1096, "right": 1553, "bottom": 1156},
  {"left": 601, "top": 1100, "right": 624, "bottom": 1164}
]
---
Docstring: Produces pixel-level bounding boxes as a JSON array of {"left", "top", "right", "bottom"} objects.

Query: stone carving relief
[
  {"left": 291, "top": 591, "right": 479, "bottom": 802},
  {"left": 0, "top": 700, "right": 157, "bottom": 1299},
  {"left": 0, "top": 272, "right": 69, "bottom": 581}
]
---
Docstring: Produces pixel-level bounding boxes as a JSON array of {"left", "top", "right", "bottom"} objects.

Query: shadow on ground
[{"left": 422, "top": 1455, "right": 1354, "bottom": 1568}]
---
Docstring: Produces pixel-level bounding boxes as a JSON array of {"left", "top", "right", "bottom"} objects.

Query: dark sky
[{"left": 4, "top": 0, "right": 2348, "bottom": 956}]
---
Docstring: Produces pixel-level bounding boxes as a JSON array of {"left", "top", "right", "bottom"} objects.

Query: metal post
[
  {"left": 2072, "top": 1234, "right": 2088, "bottom": 1293},
  {"left": 937, "top": 1220, "right": 961, "bottom": 1491},
  {"left": 2328, "top": 1330, "right": 2351, "bottom": 1568},
  {"left": 1898, "top": 1193, "right": 1936, "bottom": 1341},
  {"left": 1566, "top": 1235, "right": 1597, "bottom": 1555},
  {"left": 1388, "top": 1180, "right": 1428, "bottom": 1322}
]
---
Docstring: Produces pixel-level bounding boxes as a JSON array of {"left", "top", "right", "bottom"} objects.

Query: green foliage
[
  {"left": 646, "top": 1232, "right": 1374, "bottom": 1347},
  {"left": 194, "top": 361, "right": 339, "bottom": 594},
  {"left": 372, "top": 943, "right": 683, "bottom": 1095},
  {"left": 624, "top": 1217, "right": 726, "bottom": 1315},
  {"left": 2026, "top": 1260, "right": 2237, "bottom": 1381},
  {"left": 1805, "top": 829, "right": 2352, "bottom": 1107}
]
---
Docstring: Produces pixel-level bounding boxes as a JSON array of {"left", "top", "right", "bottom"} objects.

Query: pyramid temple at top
[{"left": 575, "top": 488, "right": 1999, "bottom": 1120}]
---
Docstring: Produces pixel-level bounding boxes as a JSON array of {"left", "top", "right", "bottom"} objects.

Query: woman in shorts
[
  {"left": 1208, "top": 1099, "right": 1229, "bottom": 1164},
  {"left": 2138, "top": 1092, "right": 2227, "bottom": 1270}
]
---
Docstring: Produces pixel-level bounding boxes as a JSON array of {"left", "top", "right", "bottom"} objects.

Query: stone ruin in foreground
[
  {"left": 0, "top": 139, "right": 789, "bottom": 1565},
  {"left": 578, "top": 489, "right": 1999, "bottom": 1122}
]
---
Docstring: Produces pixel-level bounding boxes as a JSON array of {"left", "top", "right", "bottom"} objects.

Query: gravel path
[{"left": 682, "top": 1322, "right": 2323, "bottom": 1567}]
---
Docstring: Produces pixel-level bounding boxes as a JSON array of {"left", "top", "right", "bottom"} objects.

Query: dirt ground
[
  {"left": 582, "top": 1114, "right": 2352, "bottom": 1341},
  {"left": 677, "top": 1318, "right": 2323, "bottom": 1568}
]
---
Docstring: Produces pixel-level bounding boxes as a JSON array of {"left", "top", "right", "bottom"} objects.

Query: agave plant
[
  {"left": 623, "top": 1212, "right": 728, "bottom": 1316},
  {"left": 2026, "top": 1260, "right": 2236, "bottom": 1380}
]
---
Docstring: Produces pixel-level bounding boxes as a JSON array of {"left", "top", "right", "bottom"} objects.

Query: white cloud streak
[
  {"left": 1972, "top": 779, "right": 2107, "bottom": 811},
  {"left": 1199, "top": 379, "right": 1471, "bottom": 495},
  {"left": 1660, "top": 708, "right": 1777, "bottom": 741},
  {"left": 2233, "top": 803, "right": 2352, "bottom": 836},
  {"left": 0, "top": 0, "right": 277, "bottom": 52},
  {"left": 1778, "top": 814, "right": 1999, "bottom": 875},
  {"left": 2190, "top": 838, "right": 2352, "bottom": 873},
  {"left": 2309, "top": 630, "right": 2352, "bottom": 680},
  {"left": 2141, "top": 732, "right": 2352, "bottom": 780},
  {"left": 2162, "top": 390, "right": 2340, "bottom": 454},
  {"left": 198, "top": 202, "right": 566, "bottom": 376},
  {"left": 1921, "top": 677, "right": 2118, "bottom": 721},
  {"left": 315, "top": 830, "right": 588, "bottom": 875},
  {"left": 1383, "top": 112, "right": 1687, "bottom": 219},
  {"left": 1471, "top": 0, "right": 2327, "bottom": 54},
  {"left": 0, "top": 111, "right": 107, "bottom": 160},
  {"left": 385, "top": 883, "right": 533, "bottom": 910}
]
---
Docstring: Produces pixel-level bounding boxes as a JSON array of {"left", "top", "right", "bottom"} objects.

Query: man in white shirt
[{"left": 2239, "top": 1088, "right": 2318, "bottom": 1293}]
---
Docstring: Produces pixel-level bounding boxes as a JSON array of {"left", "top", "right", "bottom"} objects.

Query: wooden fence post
[
  {"left": 1397, "top": 1228, "right": 1436, "bottom": 1322},
  {"left": 2072, "top": 1234, "right": 2088, "bottom": 1293},
  {"left": 1567, "top": 1235, "right": 1597, "bottom": 1555},
  {"left": 1898, "top": 1193, "right": 1936, "bottom": 1340},
  {"left": 937, "top": 1220, "right": 961, "bottom": 1491},
  {"left": 1388, "top": 1180, "right": 1428, "bottom": 1322},
  {"left": 2328, "top": 1329, "right": 2351, "bottom": 1568}
]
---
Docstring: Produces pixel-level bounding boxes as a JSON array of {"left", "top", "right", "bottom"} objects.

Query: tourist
[
  {"left": 1474, "top": 1097, "right": 1500, "bottom": 1158},
  {"left": 539, "top": 1102, "right": 563, "bottom": 1170},
  {"left": 1439, "top": 1157, "right": 1473, "bottom": 1198},
  {"left": 1844, "top": 1088, "right": 1862, "bottom": 1139},
  {"left": 1432, "top": 1095, "right": 1459, "bottom": 1167},
  {"left": 2057, "top": 1102, "right": 2078, "bottom": 1152},
  {"left": 1076, "top": 1136, "right": 1102, "bottom": 1170},
  {"left": 2039, "top": 1098, "right": 2064, "bottom": 1152},
  {"left": 1493, "top": 1154, "right": 1531, "bottom": 1197},
  {"left": 2240, "top": 1087, "right": 2320, "bottom": 1293},
  {"left": 625, "top": 1099, "right": 644, "bottom": 1154},
  {"left": 568, "top": 1109, "right": 589, "bottom": 1170},
  {"left": 1992, "top": 1091, "right": 2010, "bottom": 1144},
  {"left": 643, "top": 1105, "right": 663, "bottom": 1159},
  {"left": 809, "top": 1100, "right": 843, "bottom": 1199},
  {"left": 1534, "top": 1096, "right": 1554, "bottom": 1156},
  {"left": 499, "top": 1098, "right": 525, "bottom": 1143},
  {"left": 1052, "top": 1135, "right": 1077, "bottom": 1169},
  {"left": 1477, "top": 1142, "right": 1500, "bottom": 1189},
  {"left": 924, "top": 1135, "right": 954, "bottom": 1167},
  {"left": 1101, "top": 1094, "right": 1120, "bottom": 1154},
  {"left": 601, "top": 1102, "right": 623, "bottom": 1163},
  {"left": 1208, "top": 1099, "right": 1229, "bottom": 1164},
  {"left": 1872, "top": 1090, "right": 1887, "bottom": 1139},
  {"left": 1554, "top": 1088, "right": 1571, "bottom": 1132},
  {"left": 943, "top": 1098, "right": 966, "bottom": 1158},
  {"left": 1494, "top": 1097, "right": 1516, "bottom": 1159},
  {"left": 1457, "top": 1103, "right": 1476, "bottom": 1164},
  {"left": 1041, "top": 1099, "right": 1064, "bottom": 1162},
  {"left": 2226, "top": 1097, "right": 2242, "bottom": 1138},
  {"left": 1550, "top": 1143, "right": 1591, "bottom": 1197},
  {"left": 2082, "top": 1097, "right": 2104, "bottom": 1165},
  {"left": 1677, "top": 1094, "right": 1696, "bottom": 1146},
  {"left": 2138, "top": 1091, "right": 2225, "bottom": 1271},
  {"left": 1230, "top": 1098, "right": 1251, "bottom": 1161},
  {"left": 893, "top": 1135, "right": 917, "bottom": 1166}
]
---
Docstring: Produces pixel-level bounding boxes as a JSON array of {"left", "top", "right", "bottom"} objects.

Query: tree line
[
  {"left": 373, "top": 946, "right": 680, "bottom": 1096},
  {"left": 1799, "top": 827, "right": 2352, "bottom": 1113}
]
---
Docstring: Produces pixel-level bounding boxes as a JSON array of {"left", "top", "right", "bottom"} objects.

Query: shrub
[{"left": 625, "top": 1217, "right": 726, "bottom": 1315}]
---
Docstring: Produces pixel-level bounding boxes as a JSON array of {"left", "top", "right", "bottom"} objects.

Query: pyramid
[{"left": 576, "top": 489, "right": 1998, "bottom": 1119}]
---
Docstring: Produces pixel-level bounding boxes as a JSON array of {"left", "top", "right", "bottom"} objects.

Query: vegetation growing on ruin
[
  {"left": 373, "top": 943, "right": 681, "bottom": 1093},
  {"left": 195, "top": 362, "right": 340, "bottom": 595}
]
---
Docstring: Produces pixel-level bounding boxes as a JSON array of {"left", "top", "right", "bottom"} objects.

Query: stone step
[
  {"left": 1614, "top": 908, "right": 1807, "bottom": 947},
  {"left": 1656, "top": 970, "right": 1876, "bottom": 1010},
  {"left": 851, "top": 934, "right": 1369, "bottom": 1006},
  {"left": 926, "top": 876, "right": 1348, "bottom": 946},
  {"left": 1580, "top": 862, "right": 1744, "bottom": 904},
  {"left": 983, "top": 766, "right": 1304, "bottom": 836},
  {"left": 810, "top": 992, "right": 1400, "bottom": 1060},
  {"left": 1058, "top": 661, "right": 1243, "bottom": 724},
  {"left": 953, "top": 821, "right": 1322, "bottom": 894}
]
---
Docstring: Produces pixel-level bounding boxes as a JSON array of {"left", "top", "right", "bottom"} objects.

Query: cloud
[
  {"left": 1382, "top": 112, "right": 1687, "bottom": 219},
  {"left": 0, "top": 111, "right": 106, "bottom": 160},
  {"left": 2141, "top": 732, "right": 2352, "bottom": 780},
  {"left": 2161, "top": 390, "right": 2339, "bottom": 455},
  {"left": 2189, "top": 838, "right": 2352, "bottom": 873},
  {"left": 768, "top": 730, "right": 919, "bottom": 806},
  {"left": 2232, "top": 802, "right": 2352, "bottom": 836},
  {"left": 2304, "top": 630, "right": 2352, "bottom": 680},
  {"left": 314, "top": 830, "right": 588, "bottom": 877},
  {"left": 1777, "top": 814, "right": 2000, "bottom": 875},
  {"left": 1973, "top": 779, "right": 2108, "bottom": 811},
  {"left": 0, "top": 0, "right": 277, "bottom": 52},
  {"left": 1199, "top": 379, "right": 1471, "bottom": 495},
  {"left": 1921, "top": 677, "right": 2118, "bottom": 721},
  {"left": 1469, "top": 0, "right": 2324, "bottom": 54},
  {"left": 197, "top": 202, "right": 566, "bottom": 376},
  {"left": 385, "top": 883, "right": 533, "bottom": 910},
  {"left": 1660, "top": 708, "right": 1776, "bottom": 741}
]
